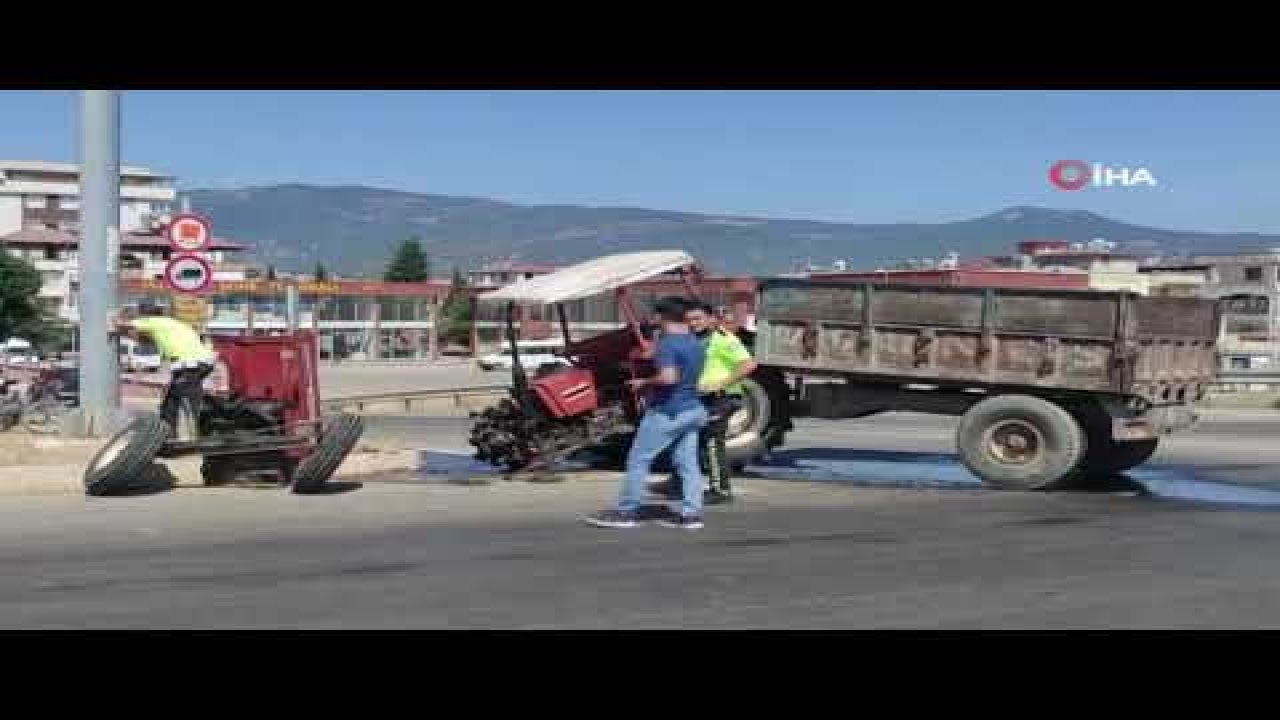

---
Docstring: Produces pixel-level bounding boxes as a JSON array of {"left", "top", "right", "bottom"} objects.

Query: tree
[
  {"left": 314, "top": 263, "right": 329, "bottom": 281},
  {"left": 384, "top": 237, "right": 430, "bottom": 282},
  {"left": 0, "top": 252, "right": 45, "bottom": 344},
  {"left": 440, "top": 268, "right": 473, "bottom": 348}
]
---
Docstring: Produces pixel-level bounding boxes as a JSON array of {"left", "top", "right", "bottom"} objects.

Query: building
[
  {"left": 1144, "top": 250, "right": 1280, "bottom": 371},
  {"left": 122, "top": 278, "right": 458, "bottom": 361},
  {"left": 1016, "top": 239, "right": 1149, "bottom": 294},
  {"left": 806, "top": 267, "right": 1091, "bottom": 289},
  {"left": 467, "top": 259, "right": 559, "bottom": 288},
  {"left": 1, "top": 227, "right": 245, "bottom": 324},
  {"left": 0, "top": 160, "right": 177, "bottom": 237}
]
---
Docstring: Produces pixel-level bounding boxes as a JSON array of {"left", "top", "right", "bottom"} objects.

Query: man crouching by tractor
[
  {"left": 115, "top": 303, "right": 215, "bottom": 438},
  {"left": 585, "top": 297, "right": 709, "bottom": 530},
  {"left": 650, "top": 301, "right": 758, "bottom": 505}
]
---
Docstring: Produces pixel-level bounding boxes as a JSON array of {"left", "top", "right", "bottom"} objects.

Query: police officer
[{"left": 115, "top": 303, "right": 215, "bottom": 438}]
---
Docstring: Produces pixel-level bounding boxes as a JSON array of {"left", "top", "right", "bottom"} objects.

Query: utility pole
[
  {"left": 72, "top": 90, "right": 124, "bottom": 437},
  {"left": 285, "top": 284, "right": 299, "bottom": 332}
]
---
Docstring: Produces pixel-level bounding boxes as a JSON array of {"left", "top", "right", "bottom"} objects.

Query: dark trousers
[
  {"left": 699, "top": 393, "right": 740, "bottom": 495},
  {"left": 160, "top": 363, "right": 214, "bottom": 432}
]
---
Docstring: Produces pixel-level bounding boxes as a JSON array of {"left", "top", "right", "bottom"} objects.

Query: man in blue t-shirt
[{"left": 585, "top": 296, "right": 709, "bottom": 530}]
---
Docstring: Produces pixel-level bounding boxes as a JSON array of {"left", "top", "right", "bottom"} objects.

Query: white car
[
  {"left": 478, "top": 340, "right": 568, "bottom": 372},
  {"left": 119, "top": 338, "right": 163, "bottom": 373}
]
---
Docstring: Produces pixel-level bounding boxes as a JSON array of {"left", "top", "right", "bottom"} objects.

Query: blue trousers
[{"left": 618, "top": 405, "right": 709, "bottom": 517}]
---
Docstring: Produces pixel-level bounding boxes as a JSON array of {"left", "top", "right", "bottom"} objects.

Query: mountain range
[{"left": 184, "top": 184, "right": 1280, "bottom": 277}]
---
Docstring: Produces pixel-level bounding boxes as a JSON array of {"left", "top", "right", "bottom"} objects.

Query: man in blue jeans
[{"left": 585, "top": 297, "right": 709, "bottom": 530}]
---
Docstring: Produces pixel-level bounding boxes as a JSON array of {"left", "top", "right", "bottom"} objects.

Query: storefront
[{"left": 122, "top": 278, "right": 459, "bottom": 361}]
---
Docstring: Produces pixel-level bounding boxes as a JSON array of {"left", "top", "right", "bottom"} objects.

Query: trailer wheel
[
  {"left": 84, "top": 415, "right": 170, "bottom": 497},
  {"left": 1081, "top": 438, "right": 1159, "bottom": 476},
  {"left": 725, "top": 370, "right": 792, "bottom": 471},
  {"left": 292, "top": 414, "right": 363, "bottom": 494},
  {"left": 956, "top": 395, "right": 1085, "bottom": 491},
  {"left": 1069, "top": 402, "right": 1160, "bottom": 480}
]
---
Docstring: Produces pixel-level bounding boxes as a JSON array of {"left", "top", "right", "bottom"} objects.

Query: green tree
[
  {"left": 384, "top": 237, "right": 430, "bottom": 282},
  {"left": 440, "top": 268, "right": 473, "bottom": 347},
  {"left": 314, "top": 262, "right": 329, "bottom": 281},
  {"left": 0, "top": 252, "right": 46, "bottom": 344}
]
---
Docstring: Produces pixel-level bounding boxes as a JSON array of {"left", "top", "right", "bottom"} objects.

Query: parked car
[
  {"left": 119, "top": 337, "right": 162, "bottom": 373},
  {"left": 477, "top": 339, "right": 568, "bottom": 372}
]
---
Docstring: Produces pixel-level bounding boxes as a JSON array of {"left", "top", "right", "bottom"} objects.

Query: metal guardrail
[{"left": 321, "top": 384, "right": 509, "bottom": 412}]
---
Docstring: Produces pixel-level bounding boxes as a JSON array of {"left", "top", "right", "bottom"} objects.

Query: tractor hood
[{"left": 479, "top": 251, "right": 698, "bottom": 305}]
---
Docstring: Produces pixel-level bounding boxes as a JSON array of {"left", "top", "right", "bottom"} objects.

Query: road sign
[
  {"left": 166, "top": 213, "right": 212, "bottom": 252},
  {"left": 163, "top": 253, "right": 213, "bottom": 294},
  {"left": 171, "top": 294, "right": 209, "bottom": 331}
]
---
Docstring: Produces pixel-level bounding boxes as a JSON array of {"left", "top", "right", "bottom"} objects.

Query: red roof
[{"left": 0, "top": 227, "right": 245, "bottom": 251}]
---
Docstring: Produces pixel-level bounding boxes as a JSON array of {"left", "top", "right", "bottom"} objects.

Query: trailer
[{"left": 754, "top": 277, "right": 1221, "bottom": 490}]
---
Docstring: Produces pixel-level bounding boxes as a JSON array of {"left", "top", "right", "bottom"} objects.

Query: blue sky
[{"left": 0, "top": 90, "right": 1277, "bottom": 231}]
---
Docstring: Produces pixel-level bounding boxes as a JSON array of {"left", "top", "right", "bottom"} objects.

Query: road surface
[{"left": 3, "top": 410, "right": 1280, "bottom": 628}]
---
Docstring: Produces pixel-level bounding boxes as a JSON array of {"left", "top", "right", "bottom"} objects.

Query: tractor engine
[{"left": 470, "top": 366, "right": 631, "bottom": 471}]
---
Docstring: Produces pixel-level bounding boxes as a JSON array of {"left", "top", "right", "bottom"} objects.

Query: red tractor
[
  {"left": 469, "top": 251, "right": 792, "bottom": 473},
  {"left": 83, "top": 331, "right": 364, "bottom": 496}
]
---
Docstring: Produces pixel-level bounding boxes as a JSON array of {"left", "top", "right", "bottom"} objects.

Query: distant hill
[{"left": 184, "top": 185, "right": 1280, "bottom": 277}]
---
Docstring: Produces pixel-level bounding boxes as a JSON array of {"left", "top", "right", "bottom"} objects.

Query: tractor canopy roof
[{"left": 479, "top": 251, "right": 698, "bottom": 306}]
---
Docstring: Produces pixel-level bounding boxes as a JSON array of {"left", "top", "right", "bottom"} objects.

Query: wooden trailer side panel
[{"left": 756, "top": 279, "right": 1219, "bottom": 401}]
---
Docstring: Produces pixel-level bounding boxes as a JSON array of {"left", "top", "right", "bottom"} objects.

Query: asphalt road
[{"left": 4, "top": 410, "right": 1280, "bottom": 628}]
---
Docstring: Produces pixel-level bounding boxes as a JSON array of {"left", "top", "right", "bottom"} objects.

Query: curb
[{"left": 0, "top": 448, "right": 428, "bottom": 498}]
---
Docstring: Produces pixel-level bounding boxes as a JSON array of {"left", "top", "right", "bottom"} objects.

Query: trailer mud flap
[{"left": 1112, "top": 404, "right": 1199, "bottom": 441}]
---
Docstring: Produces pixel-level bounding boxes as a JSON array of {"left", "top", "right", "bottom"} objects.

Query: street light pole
[{"left": 74, "top": 90, "right": 123, "bottom": 437}]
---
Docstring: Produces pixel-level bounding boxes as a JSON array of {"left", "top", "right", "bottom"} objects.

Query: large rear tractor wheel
[
  {"left": 84, "top": 415, "right": 170, "bottom": 497},
  {"left": 956, "top": 395, "right": 1086, "bottom": 491},
  {"left": 291, "top": 414, "right": 363, "bottom": 494}
]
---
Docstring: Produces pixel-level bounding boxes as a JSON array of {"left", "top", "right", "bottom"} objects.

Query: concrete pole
[
  {"left": 74, "top": 90, "right": 123, "bottom": 437},
  {"left": 428, "top": 300, "right": 440, "bottom": 361},
  {"left": 285, "top": 284, "right": 299, "bottom": 333}
]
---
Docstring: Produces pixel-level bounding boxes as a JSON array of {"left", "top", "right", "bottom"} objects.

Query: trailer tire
[
  {"left": 84, "top": 415, "right": 169, "bottom": 497},
  {"left": 292, "top": 414, "right": 363, "bottom": 494},
  {"left": 724, "top": 374, "right": 789, "bottom": 470},
  {"left": 1068, "top": 401, "right": 1159, "bottom": 480},
  {"left": 1081, "top": 437, "right": 1159, "bottom": 476},
  {"left": 956, "top": 395, "right": 1085, "bottom": 491}
]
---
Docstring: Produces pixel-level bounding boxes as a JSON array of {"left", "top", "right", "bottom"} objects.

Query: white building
[
  {"left": 0, "top": 160, "right": 177, "bottom": 237},
  {"left": 0, "top": 160, "right": 248, "bottom": 326}
]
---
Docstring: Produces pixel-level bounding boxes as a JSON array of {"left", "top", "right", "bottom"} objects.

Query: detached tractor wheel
[
  {"left": 292, "top": 414, "right": 364, "bottom": 494},
  {"left": 84, "top": 415, "right": 170, "bottom": 497},
  {"left": 956, "top": 395, "right": 1086, "bottom": 491}
]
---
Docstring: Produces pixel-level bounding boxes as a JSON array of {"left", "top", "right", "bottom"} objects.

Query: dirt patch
[{"left": 0, "top": 433, "right": 103, "bottom": 467}]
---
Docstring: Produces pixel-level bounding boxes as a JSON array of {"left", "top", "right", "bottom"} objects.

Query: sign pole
[{"left": 74, "top": 90, "right": 123, "bottom": 437}]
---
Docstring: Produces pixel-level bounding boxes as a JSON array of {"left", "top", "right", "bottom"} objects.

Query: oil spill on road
[{"left": 748, "top": 448, "right": 1280, "bottom": 511}]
